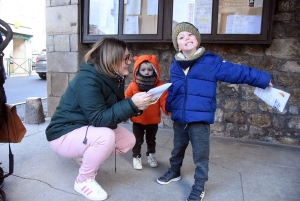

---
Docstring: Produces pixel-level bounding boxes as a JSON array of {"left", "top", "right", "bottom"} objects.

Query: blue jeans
[{"left": 169, "top": 122, "right": 210, "bottom": 191}]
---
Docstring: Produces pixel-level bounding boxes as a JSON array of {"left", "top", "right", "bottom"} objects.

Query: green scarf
[{"left": 175, "top": 47, "right": 205, "bottom": 69}]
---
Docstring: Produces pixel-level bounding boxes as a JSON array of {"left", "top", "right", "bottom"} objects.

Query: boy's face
[
  {"left": 177, "top": 31, "right": 198, "bottom": 56},
  {"left": 139, "top": 62, "right": 154, "bottom": 76}
]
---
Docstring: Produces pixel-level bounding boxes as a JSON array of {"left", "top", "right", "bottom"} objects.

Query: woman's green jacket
[{"left": 45, "top": 62, "right": 140, "bottom": 141}]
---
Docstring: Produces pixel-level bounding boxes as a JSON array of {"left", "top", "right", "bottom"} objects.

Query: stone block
[
  {"left": 46, "top": 5, "right": 78, "bottom": 35},
  {"left": 47, "top": 73, "right": 52, "bottom": 96},
  {"left": 277, "top": 73, "right": 300, "bottom": 87},
  {"left": 24, "top": 97, "right": 45, "bottom": 124},
  {"left": 269, "top": 39, "right": 300, "bottom": 59},
  {"left": 241, "top": 45, "right": 264, "bottom": 56},
  {"left": 282, "top": 61, "right": 300, "bottom": 73},
  {"left": 51, "top": 0, "right": 70, "bottom": 6},
  {"left": 71, "top": 0, "right": 79, "bottom": 5},
  {"left": 224, "top": 112, "right": 245, "bottom": 124},
  {"left": 240, "top": 101, "right": 257, "bottom": 113},
  {"left": 54, "top": 35, "right": 70, "bottom": 51},
  {"left": 51, "top": 73, "right": 68, "bottom": 97},
  {"left": 68, "top": 73, "right": 77, "bottom": 83},
  {"left": 47, "top": 52, "right": 79, "bottom": 73},
  {"left": 47, "top": 96, "right": 61, "bottom": 117},
  {"left": 46, "top": 35, "right": 54, "bottom": 52},
  {"left": 274, "top": 12, "right": 294, "bottom": 22},
  {"left": 248, "top": 114, "right": 271, "bottom": 127},
  {"left": 70, "top": 34, "right": 78, "bottom": 52}
]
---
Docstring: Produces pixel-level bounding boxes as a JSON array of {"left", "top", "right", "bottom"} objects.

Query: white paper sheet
[
  {"left": 254, "top": 87, "right": 290, "bottom": 112},
  {"left": 194, "top": 0, "right": 213, "bottom": 34},
  {"left": 147, "top": 0, "right": 158, "bottom": 15},
  {"left": 147, "top": 83, "right": 172, "bottom": 105},
  {"left": 125, "top": 0, "right": 141, "bottom": 15},
  {"left": 123, "top": 16, "right": 139, "bottom": 34},
  {"left": 226, "top": 15, "right": 262, "bottom": 34}
]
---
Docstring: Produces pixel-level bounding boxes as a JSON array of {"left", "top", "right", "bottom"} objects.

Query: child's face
[
  {"left": 139, "top": 62, "right": 154, "bottom": 76},
  {"left": 177, "top": 31, "right": 199, "bottom": 56}
]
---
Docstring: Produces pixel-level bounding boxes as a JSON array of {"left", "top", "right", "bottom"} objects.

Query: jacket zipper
[{"left": 183, "top": 73, "right": 187, "bottom": 124}]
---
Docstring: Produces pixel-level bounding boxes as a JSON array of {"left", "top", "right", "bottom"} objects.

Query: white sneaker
[
  {"left": 133, "top": 157, "right": 142, "bottom": 170},
  {"left": 72, "top": 158, "right": 83, "bottom": 166},
  {"left": 147, "top": 153, "right": 158, "bottom": 167},
  {"left": 74, "top": 178, "right": 108, "bottom": 201}
]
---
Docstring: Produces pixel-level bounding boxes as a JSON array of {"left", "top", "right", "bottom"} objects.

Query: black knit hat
[{"left": 172, "top": 22, "right": 201, "bottom": 52}]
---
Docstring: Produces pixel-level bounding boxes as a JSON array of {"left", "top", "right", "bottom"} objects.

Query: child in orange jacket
[{"left": 125, "top": 55, "right": 168, "bottom": 170}]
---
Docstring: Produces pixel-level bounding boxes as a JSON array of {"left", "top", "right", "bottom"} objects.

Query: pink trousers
[{"left": 49, "top": 125, "right": 135, "bottom": 182}]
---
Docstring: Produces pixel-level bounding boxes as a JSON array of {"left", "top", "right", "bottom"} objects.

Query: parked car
[
  {"left": 35, "top": 49, "right": 47, "bottom": 79},
  {"left": 31, "top": 53, "right": 39, "bottom": 68}
]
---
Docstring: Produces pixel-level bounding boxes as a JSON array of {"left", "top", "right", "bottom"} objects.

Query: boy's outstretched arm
[{"left": 215, "top": 57, "right": 271, "bottom": 89}]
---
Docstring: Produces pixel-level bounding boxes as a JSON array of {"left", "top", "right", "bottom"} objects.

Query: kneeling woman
[{"left": 46, "top": 37, "right": 152, "bottom": 201}]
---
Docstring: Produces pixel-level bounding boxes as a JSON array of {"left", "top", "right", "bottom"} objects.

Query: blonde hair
[{"left": 84, "top": 37, "right": 127, "bottom": 78}]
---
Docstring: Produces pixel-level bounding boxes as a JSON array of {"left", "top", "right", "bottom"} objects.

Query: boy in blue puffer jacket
[{"left": 156, "top": 22, "right": 273, "bottom": 201}]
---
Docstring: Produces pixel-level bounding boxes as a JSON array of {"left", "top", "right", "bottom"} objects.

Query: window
[
  {"left": 89, "top": 0, "right": 119, "bottom": 35},
  {"left": 81, "top": 0, "right": 276, "bottom": 44}
]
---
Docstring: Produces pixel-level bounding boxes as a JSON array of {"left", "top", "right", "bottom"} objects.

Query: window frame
[{"left": 81, "top": 0, "right": 276, "bottom": 45}]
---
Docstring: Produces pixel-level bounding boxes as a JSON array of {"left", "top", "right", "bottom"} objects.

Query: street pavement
[{"left": 0, "top": 118, "right": 300, "bottom": 201}]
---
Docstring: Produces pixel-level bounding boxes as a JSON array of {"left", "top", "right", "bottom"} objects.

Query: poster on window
[{"left": 194, "top": 0, "right": 213, "bottom": 34}]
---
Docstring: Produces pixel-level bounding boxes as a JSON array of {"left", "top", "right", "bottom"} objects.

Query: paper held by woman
[{"left": 147, "top": 83, "right": 172, "bottom": 105}]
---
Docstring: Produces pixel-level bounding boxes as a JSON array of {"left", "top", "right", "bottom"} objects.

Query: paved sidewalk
[{"left": 0, "top": 118, "right": 300, "bottom": 201}]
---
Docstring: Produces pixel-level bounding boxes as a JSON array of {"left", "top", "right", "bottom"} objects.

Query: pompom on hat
[{"left": 172, "top": 22, "right": 201, "bottom": 52}]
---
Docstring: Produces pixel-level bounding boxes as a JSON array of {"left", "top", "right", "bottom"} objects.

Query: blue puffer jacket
[{"left": 166, "top": 51, "right": 271, "bottom": 124}]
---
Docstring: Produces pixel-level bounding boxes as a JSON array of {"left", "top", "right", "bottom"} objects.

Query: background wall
[{"left": 46, "top": 0, "right": 300, "bottom": 146}]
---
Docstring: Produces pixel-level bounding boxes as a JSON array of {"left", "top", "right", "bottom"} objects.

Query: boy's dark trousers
[
  {"left": 169, "top": 121, "right": 210, "bottom": 191},
  {"left": 132, "top": 123, "right": 158, "bottom": 157}
]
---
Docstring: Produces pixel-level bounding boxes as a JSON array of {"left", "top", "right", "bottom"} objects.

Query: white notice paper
[
  {"left": 226, "top": 15, "right": 262, "bottom": 34},
  {"left": 123, "top": 16, "right": 139, "bottom": 34},
  {"left": 147, "top": 0, "right": 158, "bottom": 15},
  {"left": 194, "top": 0, "right": 213, "bottom": 34},
  {"left": 254, "top": 87, "right": 290, "bottom": 112},
  {"left": 125, "top": 0, "right": 141, "bottom": 15},
  {"left": 147, "top": 83, "right": 172, "bottom": 105}
]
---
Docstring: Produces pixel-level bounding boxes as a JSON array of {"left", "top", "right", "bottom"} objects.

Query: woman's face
[{"left": 117, "top": 48, "right": 131, "bottom": 76}]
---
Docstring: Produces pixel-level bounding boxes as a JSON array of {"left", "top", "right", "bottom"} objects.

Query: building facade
[{"left": 46, "top": 0, "right": 300, "bottom": 146}]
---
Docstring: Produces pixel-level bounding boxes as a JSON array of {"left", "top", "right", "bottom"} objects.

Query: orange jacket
[{"left": 125, "top": 55, "right": 168, "bottom": 125}]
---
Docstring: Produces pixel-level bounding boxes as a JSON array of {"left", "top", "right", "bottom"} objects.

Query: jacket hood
[{"left": 133, "top": 55, "right": 160, "bottom": 84}]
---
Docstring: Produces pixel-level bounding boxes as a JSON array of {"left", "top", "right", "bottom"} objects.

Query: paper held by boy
[
  {"left": 147, "top": 83, "right": 172, "bottom": 105},
  {"left": 254, "top": 87, "right": 290, "bottom": 112}
]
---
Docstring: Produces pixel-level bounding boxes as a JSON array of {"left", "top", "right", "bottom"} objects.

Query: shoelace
[
  {"left": 164, "top": 170, "right": 173, "bottom": 178},
  {"left": 148, "top": 155, "right": 156, "bottom": 164}
]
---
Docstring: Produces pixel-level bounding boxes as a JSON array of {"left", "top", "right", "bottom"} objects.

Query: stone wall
[{"left": 46, "top": 0, "right": 300, "bottom": 146}]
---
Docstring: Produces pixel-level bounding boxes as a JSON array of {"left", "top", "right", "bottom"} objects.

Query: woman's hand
[{"left": 131, "top": 92, "right": 153, "bottom": 110}]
